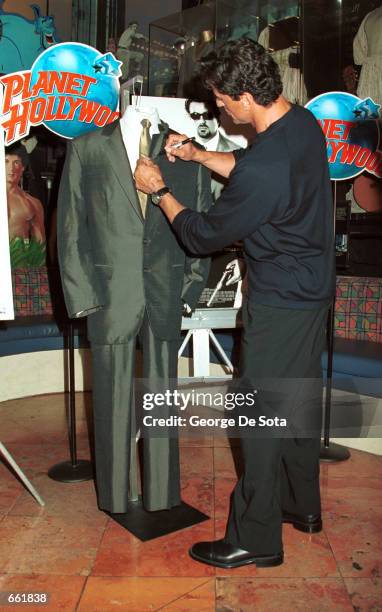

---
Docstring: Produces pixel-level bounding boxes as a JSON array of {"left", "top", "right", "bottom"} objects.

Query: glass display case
[
  {"left": 148, "top": 0, "right": 259, "bottom": 97},
  {"left": 149, "top": 0, "right": 382, "bottom": 113},
  {"left": 148, "top": 0, "right": 382, "bottom": 275}
]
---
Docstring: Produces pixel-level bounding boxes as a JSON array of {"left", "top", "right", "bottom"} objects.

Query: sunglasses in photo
[{"left": 189, "top": 111, "right": 215, "bottom": 121}]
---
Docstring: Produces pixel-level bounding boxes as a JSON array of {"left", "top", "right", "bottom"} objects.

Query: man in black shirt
[{"left": 135, "top": 39, "right": 335, "bottom": 569}]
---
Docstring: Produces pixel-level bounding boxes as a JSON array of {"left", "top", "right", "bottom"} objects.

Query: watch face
[{"left": 151, "top": 187, "right": 170, "bottom": 205}]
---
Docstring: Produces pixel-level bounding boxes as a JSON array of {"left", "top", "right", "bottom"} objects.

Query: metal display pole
[
  {"left": 48, "top": 320, "right": 93, "bottom": 482},
  {"left": 320, "top": 181, "right": 350, "bottom": 462}
]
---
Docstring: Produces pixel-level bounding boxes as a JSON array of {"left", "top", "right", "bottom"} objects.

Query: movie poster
[
  {"left": 0, "top": 116, "right": 14, "bottom": 320},
  {"left": 128, "top": 94, "right": 249, "bottom": 309}
]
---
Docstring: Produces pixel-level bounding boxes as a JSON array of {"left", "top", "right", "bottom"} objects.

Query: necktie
[{"left": 137, "top": 118, "right": 151, "bottom": 217}]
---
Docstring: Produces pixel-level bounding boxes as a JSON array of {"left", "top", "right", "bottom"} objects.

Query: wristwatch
[{"left": 151, "top": 186, "right": 171, "bottom": 205}]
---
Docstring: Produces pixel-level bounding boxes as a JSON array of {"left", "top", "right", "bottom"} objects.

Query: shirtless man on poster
[{"left": 5, "top": 146, "right": 46, "bottom": 243}]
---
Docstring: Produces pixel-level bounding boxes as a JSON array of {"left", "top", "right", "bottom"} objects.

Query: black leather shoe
[
  {"left": 189, "top": 539, "right": 284, "bottom": 569},
  {"left": 282, "top": 511, "right": 322, "bottom": 533}
]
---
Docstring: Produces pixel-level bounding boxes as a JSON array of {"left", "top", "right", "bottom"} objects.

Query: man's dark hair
[
  {"left": 5, "top": 144, "right": 29, "bottom": 168},
  {"left": 185, "top": 98, "right": 220, "bottom": 124},
  {"left": 198, "top": 38, "right": 283, "bottom": 106}
]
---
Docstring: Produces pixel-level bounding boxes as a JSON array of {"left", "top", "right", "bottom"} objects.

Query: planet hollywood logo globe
[
  {"left": 30, "top": 42, "right": 121, "bottom": 139},
  {"left": 306, "top": 92, "right": 380, "bottom": 181}
]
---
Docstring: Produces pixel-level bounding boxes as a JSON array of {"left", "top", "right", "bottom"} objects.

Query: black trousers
[{"left": 225, "top": 301, "right": 329, "bottom": 554}]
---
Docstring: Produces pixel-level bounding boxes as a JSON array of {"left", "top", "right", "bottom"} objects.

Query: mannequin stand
[
  {"left": 108, "top": 499, "right": 209, "bottom": 541},
  {"left": 107, "top": 424, "right": 209, "bottom": 540}
]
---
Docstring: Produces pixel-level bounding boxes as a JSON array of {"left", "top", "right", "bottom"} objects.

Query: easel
[
  {"left": 0, "top": 442, "right": 45, "bottom": 507},
  {"left": 179, "top": 307, "right": 240, "bottom": 378}
]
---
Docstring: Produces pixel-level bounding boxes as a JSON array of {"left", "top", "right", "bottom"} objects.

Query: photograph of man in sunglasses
[
  {"left": 185, "top": 98, "right": 240, "bottom": 200},
  {"left": 185, "top": 98, "right": 239, "bottom": 151}
]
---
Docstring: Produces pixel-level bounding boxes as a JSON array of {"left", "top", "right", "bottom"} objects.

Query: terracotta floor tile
[
  {"left": 0, "top": 393, "right": 92, "bottom": 446},
  {"left": 212, "top": 519, "right": 339, "bottom": 578},
  {"left": 179, "top": 434, "right": 213, "bottom": 448},
  {"left": 180, "top": 447, "right": 214, "bottom": 477},
  {"left": 0, "top": 515, "right": 106, "bottom": 575},
  {"left": 92, "top": 519, "right": 216, "bottom": 577},
  {"left": 213, "top": 446, "right": 243, "bottom": 479},
  {"left": 213, "top": 433, "right": 241, "bottom": 448},
  {"left": 0, "top": 574, "right": 85, "bottom": 611},
  {"left": 1, "top": 391, "right": 381, "bottom": 599},
  {"left": 181, "top": 475, "right": 214, "bottom": 516},
  {"left": 78, "top": 576, "right": 211, "bottom": 611},
  {"left": 216, "top": 577, "right": 353, "bottom": 611},
  {"left": 161, "top": 579, "right": 215, "bottom": 610},
  {"left": 0, "top": 463, "right": 23, "bottom": 516},
  {"left": 320, "top": 448, "right": 382, "bottom": 479},
  {"left": 323, "top": 511, "right": 382, "bottom": 578},
  {"left": 321, "top": 476, "right": 382, "bottom": 517},
  {"left": 344, "top": 577, "right": 382, "bottom": 610},
  {"left": 8, "top": 474, "right": 106, "bottom": 525},
  {"left": 0, "top": 443, "right": 91, "bottom": 478}
]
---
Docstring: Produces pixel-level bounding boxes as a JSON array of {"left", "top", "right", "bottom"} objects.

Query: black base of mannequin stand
[
  {"left": 320, "top": 441, "right": 351, "bottom": 462},
  {"left": 107, "top": 497, "right": 209, "bottom": 541},
  {"left": 48, "top": 459, "right": 93, "bottom": 483}
]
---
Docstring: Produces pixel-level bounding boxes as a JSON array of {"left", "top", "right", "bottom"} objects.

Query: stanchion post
[
  {"left": 48, "top": 319, "right": 93, "bottom": 482},
  {"left": 320, "top": 182, "right": 350, "bottom": 462}
]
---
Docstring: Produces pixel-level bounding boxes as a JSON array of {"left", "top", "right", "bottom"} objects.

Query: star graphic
[
  {"left": 353, "top": 97, "right": 381, "bottom": 120},
  {"left": 93, "top": 53, "right": 122, "bottom": 77}
]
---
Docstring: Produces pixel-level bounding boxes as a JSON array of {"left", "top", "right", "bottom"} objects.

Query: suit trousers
[
  {"left": 91, "top": 311, "right": 181, "bottom": 513},
  {"left": 225, "top": 301, "right": 329, "bottom": 554}
]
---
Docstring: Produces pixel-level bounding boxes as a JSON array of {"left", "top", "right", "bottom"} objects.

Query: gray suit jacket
[{"left": 57, "top": 120, "right": 211, "bottom": 344}]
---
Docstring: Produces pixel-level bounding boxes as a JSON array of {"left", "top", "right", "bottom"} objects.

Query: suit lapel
[
  {"left": 150, "top": 124, "right": 167, "bottom": 159},
  {"left": 104, "top": 120, "right": 144, "bottom": 223}
]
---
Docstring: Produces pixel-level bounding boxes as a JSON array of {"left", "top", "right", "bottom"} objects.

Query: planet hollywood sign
[
  {"left": 306, "top": 92, "right": 382, "bottom": 181},
  {"left": 0, "top": 42, "right": 121, "bottom": 145}
]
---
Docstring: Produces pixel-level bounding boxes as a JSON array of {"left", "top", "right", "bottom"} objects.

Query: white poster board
[
  {"left": 127, "top": 94, "right": 248, "bottom": 314},
  {"left": 131, "top": 94, "right": 249, "bottom": 149},
  {"left": 0, "top": 89, "right": 15, "bottom": 320}
]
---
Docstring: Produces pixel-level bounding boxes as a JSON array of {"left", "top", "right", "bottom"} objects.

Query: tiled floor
[{"left": 0, "top": 392, "right": 381, "bottom": 611}]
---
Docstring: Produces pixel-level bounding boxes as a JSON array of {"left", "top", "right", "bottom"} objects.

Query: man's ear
[{"left": 240, "top": 92, "right": 253, "bottom": 109}]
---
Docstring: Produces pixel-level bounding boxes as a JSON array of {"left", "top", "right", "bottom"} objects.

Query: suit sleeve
[
  {"left": 57, "top": 141, "right": 104, "bottom": 318},
  {"left": 173, "top": 153, "right": 289, "bottom": 255},
  {"left": 180, "top": 163, "right": 212, "bottom": 309}
]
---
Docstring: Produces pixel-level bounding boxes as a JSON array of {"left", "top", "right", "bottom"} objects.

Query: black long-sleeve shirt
[{"left": 172, "top": 104, "right": 335, "bottom": 309}]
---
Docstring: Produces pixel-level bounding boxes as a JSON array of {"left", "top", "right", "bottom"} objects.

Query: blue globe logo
[
  {"left": 30, "top": 42, "right": 121, "bottom": 139},
  {"left": 306, "top": 92, "right": 380, "bottom": 180}
]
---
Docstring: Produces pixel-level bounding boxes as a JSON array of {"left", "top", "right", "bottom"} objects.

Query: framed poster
[{"left": 0, "top": 111, "right": 14, "bottom": 320}]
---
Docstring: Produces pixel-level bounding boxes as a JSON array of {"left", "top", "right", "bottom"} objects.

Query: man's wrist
[
  {"left": 191, "top": 147, "right": 206, "bottom": 165},
  {"left": 158, "top": 192, "right": 185, "bottom": 223},
  {"left": 150, "top": 179, "right": 166, "bottom": 193},
  {"left": 158, "top": 190, "right": 173, "bottom": 206}
]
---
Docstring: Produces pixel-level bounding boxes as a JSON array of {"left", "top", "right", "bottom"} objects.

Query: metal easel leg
[
  {"left": 0, "top": 442, "right": 45, "bottom": 507},
  {"left": 208, "top": 330, "right": 234, "bottom": 373}
]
